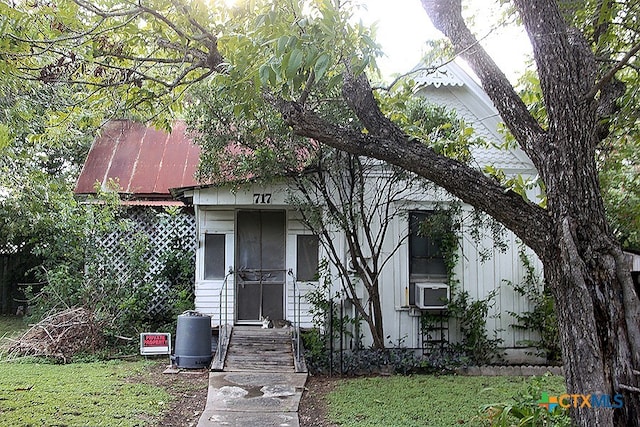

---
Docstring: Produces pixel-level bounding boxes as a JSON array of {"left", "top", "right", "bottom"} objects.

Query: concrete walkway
[
  {"left": 196, "top": 371, "right": 308, "bottom": 427},
  {"left": 197, "top": 326, "right": 308, "bottom": 426}
]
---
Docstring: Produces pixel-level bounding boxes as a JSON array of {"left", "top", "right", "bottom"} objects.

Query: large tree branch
[
  {"left": 511, "top": 0, "right": 599, "bottom": 145},
  {"left": 276, "top": 96, "right": 552, "bottom": 256},
  {"left": 421, "top": 0, "right": 546, "bottom": 169},
  {"left": 586, "top": 38, "right": 640, "bottom": 101}
]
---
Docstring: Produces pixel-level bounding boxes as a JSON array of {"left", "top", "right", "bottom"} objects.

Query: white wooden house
[
  {"left": 77, "top": 62, "right": 546, "bottom": 361},
  {"left": 170, "top": 61, "right": 545, "bottom": 361}
]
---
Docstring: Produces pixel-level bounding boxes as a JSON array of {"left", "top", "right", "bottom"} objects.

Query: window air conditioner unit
[{"left": 416, "top": 283, "right": 449, "bottom": 310}]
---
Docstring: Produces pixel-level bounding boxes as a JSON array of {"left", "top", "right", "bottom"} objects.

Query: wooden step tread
[{"left": 220, "top": 326, "right": 296, "bottom": 372}]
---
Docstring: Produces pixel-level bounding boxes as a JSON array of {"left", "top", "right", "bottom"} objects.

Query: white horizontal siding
[
  {"left": 286, "top": 280, "right": 315, "bottom": 328},
  {"left": 201, "top": 210, "right": 234, "bottom": 233},
  {"left": 194, "top": 185, "right": 289, "bottom": 206},
  {"left": 194, "top": 279, "right": 235, "bottom": 326}
]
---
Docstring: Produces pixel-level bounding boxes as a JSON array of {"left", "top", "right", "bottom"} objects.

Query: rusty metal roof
[{"left": 74, "top": 120, "right": 201, "bottom": 200}]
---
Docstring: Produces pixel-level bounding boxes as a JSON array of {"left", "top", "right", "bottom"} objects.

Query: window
[
  {"left": 409, "top": 211, "right": 448, "bottom": 277},
  {"left": 296, "top": 235, "right": 319, "bottom": 281},
  {"left": 204, "top": 234, "right": 225, "bottom": 280},
  {"left": 409, "top": 211, "right": 448, "bottom": 305}
]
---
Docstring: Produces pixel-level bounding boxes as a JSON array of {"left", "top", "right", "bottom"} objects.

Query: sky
[
  {"left": 356, "top": 0, "right": 533, "bottom": 82},
  {"left": 218, "top": 0, "right": 534, "bottom": 82}
]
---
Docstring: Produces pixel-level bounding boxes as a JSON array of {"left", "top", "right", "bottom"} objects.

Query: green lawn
[
  {"left": 0, "top": 315, "right": 28, "bottom": 358},
  {"left": 0, "top": 315, "right": 27, "bottom": 338},
  {"left": 0, "top": 317, "right": 567, "bottom": 427},
  {"left": 0, "top": 317, "right": 183, "bottom": 426},
  {"left": 0, "top": 360, "right": 169, "bottom": 427},
  {"left": 328, "top": 374, "right": 566, "bottom": 427}
]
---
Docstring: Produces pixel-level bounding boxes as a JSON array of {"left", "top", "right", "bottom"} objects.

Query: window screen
[
  {"left": 204, "top": 234, "right": 225, "bottom": 279},
  {"left": 297, "top": 235, "right": 319, "bottom": 281},
  {"left": 409, "top": 211, "right": 447, "bottom": 277}
]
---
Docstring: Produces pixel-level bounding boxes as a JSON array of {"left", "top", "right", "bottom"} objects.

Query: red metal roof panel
[
  {"left": 75, "top": 120, "right": 128, "bottom": 194},
  {"left": 107, "top": 122, "right": 145, "bottom": 192},
  {"left": 129, "top": 125, "right": 169, "bottom": 194},
  {"left": 154, "top": 122, "right": 195, "bottom": 193},
  {"left": 180, "top": 123, "right": 201, "bottom": 188},
  {"left": 74, "top": 120, "right": 201, "bottom": 199}
]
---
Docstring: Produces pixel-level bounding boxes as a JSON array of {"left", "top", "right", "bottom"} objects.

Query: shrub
[
  {"left": 482, "top": 375, "right": 571, "bottom": 427},
  {"left": 301, "top": 330, "right": 471, "bottom": 376},
  {"left": 448, "top": 290, "right": 504, "bottom": 364},
  {"left": 27, "top": 186, "right": 194, "bottom": 359}
]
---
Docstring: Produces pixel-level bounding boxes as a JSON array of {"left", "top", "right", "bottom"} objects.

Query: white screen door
[{"left": 235, "top": 210, "right": 285, "bottom": 322}]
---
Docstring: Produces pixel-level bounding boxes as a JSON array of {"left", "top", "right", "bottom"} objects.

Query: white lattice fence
[{"left": 96, "top": 206, "right": 196, "bottom": 316}]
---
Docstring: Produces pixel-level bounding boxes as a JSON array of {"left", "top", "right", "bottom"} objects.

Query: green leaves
[
  {"left": 0, "top": 123, "right": 10, "bottom": 152},
  {"left": 258, "top": 63, "right": 275, "bottom": 86},
  {"left": 380, "top": 93, "right": 480, "bottom": 163},
  {"left": 2, "top": 0, "right": 381, "bottom": 144},
  {"left": 313, "top": 52, "right": 331, "bottom": 80},
  {"left": 599, "top": 132, "right": 640, "bottom": 250},
  {"left": 285, "top": 48, "right": 304, "bottom": 79},
  {"left": 224, "top": 0, "right": 379, "bottom": 102}
]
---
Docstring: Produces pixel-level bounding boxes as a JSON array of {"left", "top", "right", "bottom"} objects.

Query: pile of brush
[{"left": 7, "top": 307, "right": 104, "bottom": 363}]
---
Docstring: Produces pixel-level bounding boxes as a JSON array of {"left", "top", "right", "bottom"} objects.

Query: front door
[{"left": 235, "top": 210, "right": 285, "bottom": 323}]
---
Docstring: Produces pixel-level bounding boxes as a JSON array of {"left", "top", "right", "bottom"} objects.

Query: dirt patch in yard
[
  {"left": 135, "top": 361, "right": 210, "bottom": 427},
  {"left": 298, "top": 374, "right": 340, "bottom": 427}
]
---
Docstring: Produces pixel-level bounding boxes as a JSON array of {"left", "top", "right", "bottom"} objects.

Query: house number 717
[{"left": 253, "top": 193, "right": 272, "bottom": 204}]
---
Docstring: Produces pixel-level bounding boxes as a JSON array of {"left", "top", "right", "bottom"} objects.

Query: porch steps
[{"left": 222, "top": 326, "right": 295, "bottom": 372}]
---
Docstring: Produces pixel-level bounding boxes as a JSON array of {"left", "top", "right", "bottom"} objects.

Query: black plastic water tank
[{"left": 172, "top": 311, "right": 212, "bottom": 369}]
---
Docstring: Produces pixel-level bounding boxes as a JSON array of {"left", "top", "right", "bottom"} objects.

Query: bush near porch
[{"left": 12, "top": 188, "right": 196, "bottom": 361}]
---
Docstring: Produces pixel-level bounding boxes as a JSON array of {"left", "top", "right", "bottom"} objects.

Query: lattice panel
[{"left": 94, "top": 206, "right": 196, "bottom": 316}]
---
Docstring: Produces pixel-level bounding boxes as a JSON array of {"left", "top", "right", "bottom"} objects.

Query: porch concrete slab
[
  {"left": 196, "top": 371, "right": 307, "bottom": 427},
  {"left": 197, "top": 410, "right": 299, "bottom": 427},
  {"left": 206, "top": 372, "right": 307, "bottom": 412}
]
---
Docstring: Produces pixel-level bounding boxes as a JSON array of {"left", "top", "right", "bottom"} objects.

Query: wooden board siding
[
  {"left": 286, "top": 282, "right": 314, "bottom": 328},
  {"left": 382, "top": 210, "right": 543, "bottom": 351},
  {"left": 194, "top": 204, "right": 316, "bottom": 328}
]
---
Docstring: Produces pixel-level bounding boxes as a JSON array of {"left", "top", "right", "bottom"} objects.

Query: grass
[
  {"left": 0, "top": 359, "right": 170, "bottom": 427},
  {"left": 0, "top": 315, "right": 28, "bottom": 338},
  {"left": 0, "top": 315, "right": 29, "bottom": 358},
  {"left": 0, "top": 317, "right": 181, "bottom": 426},
  {"left": 327, "top": 374, "right": 566, "bottom": 427}
]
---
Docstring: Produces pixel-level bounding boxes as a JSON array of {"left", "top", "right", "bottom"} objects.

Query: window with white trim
[
  {"left": 204, "top": 234, "right": 225, "bottom": 280},
  {"left": 296, "top": 234, "right": 319, "bottom": 281}
]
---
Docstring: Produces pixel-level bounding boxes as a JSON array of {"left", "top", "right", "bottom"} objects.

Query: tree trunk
[
  {"left": 540, "top": 111, "right": 640, "bottom": 426},
  {"left": 545, "top": 232, "right": 639, "bottom": 426},
  {"left": 351, "top": 278, "right": 385, "bottom": 349},
  {"left": 361, "top": 313, "right": 384, "bottom": 349},
  {"left": 417, "top": 1, "right": 640, "bottom": 425},
  {"left": 369, "top": 282, "right": 385, "bottom": 349}
]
